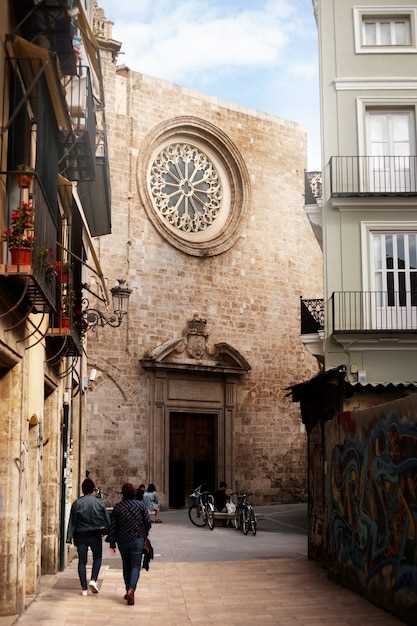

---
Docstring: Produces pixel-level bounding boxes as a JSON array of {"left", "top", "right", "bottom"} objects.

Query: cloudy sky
[{"left": 101, "top": 0, "right": 320, "bottom": 169}]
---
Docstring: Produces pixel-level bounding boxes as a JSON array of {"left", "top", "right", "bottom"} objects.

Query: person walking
[
  {"left": 66, "top": 477, "right": 110, "bottom": 596},
  {"left": 108, "top": 482, "right": 151, "bottom": 605},
  {"left": 143, "top": 483, "right": 161, "bottom": 522}
]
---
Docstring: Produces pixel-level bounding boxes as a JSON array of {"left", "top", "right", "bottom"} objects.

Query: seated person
[
  {"left": 214, "top": 481, "right": 228, "bottom": 512},
  {"left": 143, "top": 483, "right": 161, "bottom": 522},
  {"left": 136, "top": 483, "right": 145, "bottom": 501}
]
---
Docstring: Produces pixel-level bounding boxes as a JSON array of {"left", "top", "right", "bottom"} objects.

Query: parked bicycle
[
  {"left": 188, "top": 484, "right": 215, "bottom": 530},
  {"left": 235, "top": 492, "right": 257, "bottom": 535}
]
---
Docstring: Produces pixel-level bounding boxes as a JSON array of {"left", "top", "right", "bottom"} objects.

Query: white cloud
[{"left": 106, "top": 0, "right": 296, "bottom": 81}]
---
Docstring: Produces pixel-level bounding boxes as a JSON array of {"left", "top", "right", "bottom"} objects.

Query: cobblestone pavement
[{"left": 15, "top": 506, "right": 403, "bottom": 626}]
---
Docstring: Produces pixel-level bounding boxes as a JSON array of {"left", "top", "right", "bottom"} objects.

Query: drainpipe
[{"left": 59, "top": 390, "right": 70, "bottom": 571}]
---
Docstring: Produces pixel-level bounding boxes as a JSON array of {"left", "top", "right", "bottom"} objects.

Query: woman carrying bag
[{"left": 107, "top": 483, "right": 152, "bottom": 605}]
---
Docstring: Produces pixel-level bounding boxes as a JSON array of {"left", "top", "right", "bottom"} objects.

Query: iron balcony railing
[
  {"left": 301, "top": 298, "right": 324, "bottom": 334},
  {"left": 1, "top": 171, "right": 58, "bottom": 309},
  {"left": 331, "top": 291, "right": 417, "bottom": 333},
  {"left": 330, "top": 156, "right": 417, "bottom": 196},
  {"left": 32, "top": 175, "right": 58, "bottom": 307},
  {"left": 62, "top": 65, "right": 96, "bottom": 181}
]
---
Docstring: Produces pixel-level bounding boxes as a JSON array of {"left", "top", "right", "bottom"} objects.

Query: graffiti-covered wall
[{"left": 320, "top": 394, "right": 417, "bottom": 624}]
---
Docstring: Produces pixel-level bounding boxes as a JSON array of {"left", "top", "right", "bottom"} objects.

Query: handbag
[{"left": 142, "top": 537, "right": 154, "bottom": 571}]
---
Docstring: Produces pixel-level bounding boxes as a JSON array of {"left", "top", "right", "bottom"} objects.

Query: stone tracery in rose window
[{"left": 149, "top": 143, "right": 223, "bottom": 233}]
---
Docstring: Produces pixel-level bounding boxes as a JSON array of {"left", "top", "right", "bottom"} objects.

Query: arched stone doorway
[{"left": 141, "top": 316, "right": 250, "bottom": 508}]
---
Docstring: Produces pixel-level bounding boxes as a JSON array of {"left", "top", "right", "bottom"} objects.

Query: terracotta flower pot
[
  {"left": 55, "top": 261, "right": 69, "bottom": 283},
  {"left": 16, "top": 173, "right": 33, "bottom": 189},
  {"left": 61, "top": 317, "right": 70, "bottom": 330},
  {"left": 10, "top": 248, "right": 32, "bottom": 265}
]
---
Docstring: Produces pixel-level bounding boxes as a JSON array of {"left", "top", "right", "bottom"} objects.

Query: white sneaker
[
  {"left": 81, "top": 590, "right": 88, "bottom": 596},
  {"left": 88, "top": 580, "right": 99, "bottom": 594}
]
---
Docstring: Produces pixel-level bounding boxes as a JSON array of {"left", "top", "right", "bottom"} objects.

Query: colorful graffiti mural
[{"left": 329, "top": 404, "right": 417, "bottom": 618}]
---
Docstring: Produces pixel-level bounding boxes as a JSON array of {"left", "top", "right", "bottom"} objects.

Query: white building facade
[{"left": 314, "top": 0, "right": 417, "bottom": 388}]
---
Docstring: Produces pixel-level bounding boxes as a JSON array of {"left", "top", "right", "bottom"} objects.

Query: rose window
[{"left": 149, "top": 143, "right": 223, "bottom": 233}]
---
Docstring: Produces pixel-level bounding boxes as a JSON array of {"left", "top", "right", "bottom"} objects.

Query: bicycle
[
  {"left": 188, "top": 484, "right": 215, "bottom": 530},
  {"left": 235, "top": 492, "right": 257, "bottom": 536}
]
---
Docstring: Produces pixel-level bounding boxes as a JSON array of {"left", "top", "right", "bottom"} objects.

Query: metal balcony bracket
[
  {"left": 72, "top": 367, "right": 80, "bottom": 398},
  {"left": 0, "top": 264, "right": 56, "bottom": 312},
  {"left": 5, "top": 305, "right": 34, "bottom": 332},
  {"left": 0, "top": 278, "right": 30, "bottom": 320},
  {"left": 58, "top": 355, "right": 78, "bottom": 379},
  {"left": 45, "top": 335, "right": 68, "bottom": 363},
  {"left": 22, "top": 312, "right": 51, "bottom": 351}
]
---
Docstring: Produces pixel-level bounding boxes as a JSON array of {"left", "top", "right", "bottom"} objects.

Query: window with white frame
[
  {"left": 354, "top": 7, "right": 417, "bottom": 53},
  {"left": 366, "top": 229, "right": 417, "bottom": 330},
  {"left": 364, "top": 107, "right": 417, "bottom": 193},
  {"left": 372, "top": 232, "right": 417, "bottom": 306},
  {"left": 362, "top": 15, "right": 411, "bottom": 46}
]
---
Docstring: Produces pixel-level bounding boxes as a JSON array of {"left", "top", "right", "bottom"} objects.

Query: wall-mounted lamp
[{"left": 83, "top": 279, "right": 132, "bottom": 332}]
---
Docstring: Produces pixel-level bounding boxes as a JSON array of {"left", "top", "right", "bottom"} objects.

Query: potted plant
[
  {"left": 3, "top": 202, "right": 34, "bottom": 265},
  {"left": 55, "top": 260, "right": 70, "bottom": 284},
  {"left": 73, "top": 304, "right": 88, "bottom": 340},
  {"left": 61, "top": 288, "right": 74, "bottom": 329},
  {"left": 16, "top": 164, "right": 35, "bottom": 189}
]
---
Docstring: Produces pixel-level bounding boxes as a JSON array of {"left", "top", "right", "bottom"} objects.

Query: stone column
[
  {"left": 150, "top": 372, "right": 167, "bottom": 505},
  {"left": 0, "top": 360, "right": 24, "bottom": 616},
  {"left": 41, "top": 384, "right": 61, "bottom": 574},
  {"left": 225, "top": 379, "right": 236, "bottom": 489}
]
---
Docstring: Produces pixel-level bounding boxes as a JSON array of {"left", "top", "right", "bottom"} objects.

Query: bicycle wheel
[
  {"left": 188, "top": 504, "right": 208, "bottom": 527},
  {"left": 207, "top": 503, "right": 215, "bottom": 530},
  {"left": 250, "top": 509, "right": 257, "bottom": 536},
  {"left": 242, "top": 509, "right": 250, "bottom": 535}
]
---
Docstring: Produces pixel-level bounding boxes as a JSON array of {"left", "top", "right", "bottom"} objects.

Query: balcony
[
  {"left": 301, "top": 298, "right": 324, "bottom": 334},
  {"left": 330, "top": 156, "right": 417, "bottom": 197},
  {"left": 47, "top": 258, "right": 83, "bottom": 357},
  {"left": 0, "top": 171, "right": 57, "bottom": 310},
  {"left": 331, "top": 291, "right": 417, "bottom": 334},
  {"left": 61, "top": 66, "right": 96, "bottom": 182},
  {"left": 13, "top": 0, "right": 78, "bottom": 76},
  {"left": 300, "top": 298, "right": 324, "bottom": 360}
]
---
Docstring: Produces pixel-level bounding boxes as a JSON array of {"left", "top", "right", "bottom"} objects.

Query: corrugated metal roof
[{"left": 347, "top": 381, "right": 417, "bottom": 391}]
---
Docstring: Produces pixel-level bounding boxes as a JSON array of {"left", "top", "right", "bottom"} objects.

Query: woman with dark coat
[{"left": 108, "top": 483, "right": 151, "bottom": 605}]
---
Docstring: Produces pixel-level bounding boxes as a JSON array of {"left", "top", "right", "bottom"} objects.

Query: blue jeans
[
  {"left": 118, "top": 537, "right": 145, "bottom": 592},
  {"left": 75, "top": 532, "right": 102, "bottom": 590}
]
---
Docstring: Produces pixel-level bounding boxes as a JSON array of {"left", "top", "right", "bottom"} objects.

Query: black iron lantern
[
  {"left": 110, "top": 279, "right": 132, "bottom": 321},
  {"left": 83, "top": 278, "right": 132, "bottom": 331}
]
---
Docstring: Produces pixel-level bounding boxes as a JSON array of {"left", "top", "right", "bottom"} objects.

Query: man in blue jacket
[{"left": 67, "top": 478, "right": 110, "bottom": 595}]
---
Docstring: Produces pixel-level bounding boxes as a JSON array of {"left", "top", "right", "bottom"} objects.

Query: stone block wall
[{"left": 86, "top": 52, "right": 323, "bottom": 505}]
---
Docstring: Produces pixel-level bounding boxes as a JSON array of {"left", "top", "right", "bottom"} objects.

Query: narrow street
[{"left": 14, "top": 506, "right": 403, "bottom": 626}]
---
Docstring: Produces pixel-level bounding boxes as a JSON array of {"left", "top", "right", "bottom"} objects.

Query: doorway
[{"left": 169, "top": 412, "right": 217, "bottom": 508}]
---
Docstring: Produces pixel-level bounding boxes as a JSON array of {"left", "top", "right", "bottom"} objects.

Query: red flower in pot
[{"left": 3, "top": 203, "right": 34, "bottom": 266}]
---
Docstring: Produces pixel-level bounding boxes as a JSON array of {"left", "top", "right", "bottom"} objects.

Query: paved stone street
[{"left": 14, "top": 506, "right": 403, "bottom": 626}]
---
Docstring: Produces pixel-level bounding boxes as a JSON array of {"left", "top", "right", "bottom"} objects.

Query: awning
[
  {"left": 72, "top": 184, "right": 110, "bottom": 305},
  {"left": 58, "top": 177, "right": 109, "bottom": 305},
  {"left": 7, "top": 35, "right": 71, "bottom": 132},
  {"left": 77, "top": 155, "right": 112, "bottom": 236},
  {"left": 57, "top": 174, "right": 73, "bottom": 218}
]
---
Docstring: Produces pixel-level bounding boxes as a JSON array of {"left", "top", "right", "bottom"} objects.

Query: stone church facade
[{"left": 86, "top": 16, "right": 323, "bottom": 507}]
